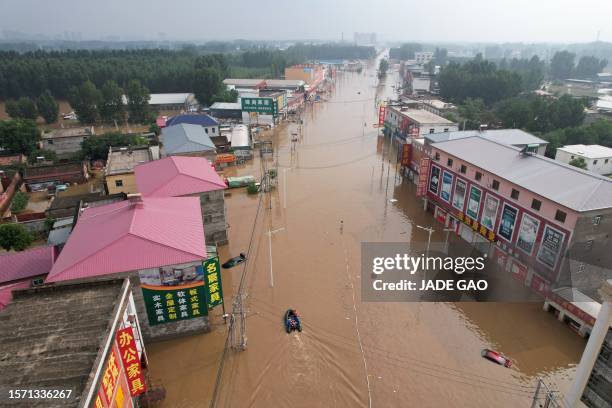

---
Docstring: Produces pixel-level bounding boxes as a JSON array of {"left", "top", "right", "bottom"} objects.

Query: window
[
  {"left": 586, "top": 240, "right": 594, "bottom": 251},
  {"left": 593, "top": 215, "right": 602, "bottom": 225},
  {"left": 212, "top": 128, "right": 216, "bottom": 134},
  {"left": 593, "top": 160, "right": 598, "bottom": 165},
  {"left": 460, "top": 165, "right": 467, "bottom": 174},
  {"left": 492, "top": 180, "right": 500, "bottom": 191},
  {"left": 475, "top": 172, "right": 482, "bottom": 181},
  {"left": 606, "top": 159, "right": 609, "bottom": 164},
  {"left": 531, "top": 199, "right": 541, "bottom": 211},
  {"left": 571, "top": 155, "right": 574, "bottom": 159},
  {"left": 47, "top": 139, "right": 54, "bottom": 145},
  {"left": 115, "top": 179, "right": 123, "bottom": 187},
  {"left": 434, "top": 152, "right": 440, "bottom": 161},
  {"left": 444, "top": 128, "right": 449, "bottom": 132},
  {"left": 429, "top": 128, "right": 435, "bottom": 134},
  {"left": 447, "top": 158, "right": 453, "bottom": 167},
  {"left": 511, "top": 189, "right": 520, "bottom": 200},
  {"left": 205, "top": 128, "right": 209, "bottom": 134},
  {"left": 555, "top": 210, "right": 567, "bottom": 223}
]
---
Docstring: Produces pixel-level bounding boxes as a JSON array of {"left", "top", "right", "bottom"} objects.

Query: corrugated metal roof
[
  {"left": 0, "top": 245, "right": 56, "bottom": 284},
  {"left": 46, "top": 197, "right": 206, "bottom": 282},
  {"left": 166, "top": 114, "right": 219, "bottom": 127},
  {"left": 426, "top": 129, "right": 548, "bottom": 146},
  {"left": 161, "top": 123, "right": 217, "bottom": 155},
  {"left": 210, "top": 102, "right": 242, "bottom": 110},
  {"left": 557, "top": 144, "right": 612, "bottom": 159},
  {"left": 135, "top": 156, "right": 226, "bottom": 197},
  {"left": 432, "top": 136, "right": 612, "bottom": 212}
]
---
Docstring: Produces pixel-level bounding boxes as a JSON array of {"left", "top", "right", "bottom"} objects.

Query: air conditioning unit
[{"left": 32, "top": 277, "right": 45, "bottom": 287}]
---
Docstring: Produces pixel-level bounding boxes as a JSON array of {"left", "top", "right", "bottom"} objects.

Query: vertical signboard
[
  {"left": 116, "top": 327, "right": 146, "bottom": 397},
  {"left": 416, "top": 158, "right": 431, "bottom": 197},
  {"left": 401, "top": 144, "right": 411, "bottom": 166},
  {"left": 466, "top": 186, "right": 482, "bottom": 220},
  {"left": 516, "top": 213, "right": 540, "bottom": 255},
  {"left": 452, "top": 179, "right": 467, "bottom": 211},
  {"left": 537, "top": 225, "right": 566, "bottom": 269},
  {"left": 480, "top": 194, "right": 500, "bottom": 231},
  {"left": 428, "top": 165, "right": 441, "bottom": 195},
  {"left": 378, "top": 105, "right": 386, "bottom": 126},
  {"left": 440, "top": 171, "right": 454, "bottom": 203},
  {"left": 203, "top": 257, "right": 224, "bottom": 309},
  {"left": 139, "top": 264, "right": 209, "bottom": 326},
  {"left": 497, "top": 203, "right": 518, "bottom": 242}
]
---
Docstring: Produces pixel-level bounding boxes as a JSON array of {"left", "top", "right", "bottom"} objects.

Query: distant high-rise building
[{"left": 353, "top": 32, "right": 376, "bottom": 46}]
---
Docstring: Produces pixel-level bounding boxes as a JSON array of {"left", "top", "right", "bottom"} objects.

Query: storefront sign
[
  {"left": 516, "top": 213, "right": 540, "bottom": 255},
  {"left": 401, "top": 144, "right": 411, "bottom": 166},
  {"left": 466, "top": 186, "right": 482, "bottom": 220},
  {"left": 440, "top": 171, "right": 453, "bottom": 203},
  {"left": 116, "top": 327, "right": 146, "bottom": 397},
  {"left": 452, "top": 179, "right": 467, "bottom": 211},
  {"left": 203, "top": 257, "right": 224, "bottom": 309},
  {"left": 241, "top": 97, "right": 278, "bottom": 116},
  {"left": 378, "top": 105, "right": 386, "bottom": 125},
  {"left": 139, "top": 264, "right": 209, "bottom": 326},
  {"left": 429, "top": 165, "right": 441, "bottom": 195},
  {"left": 100, "top": 348, "right": 120, "bottom": 405},
  {"left": 537, "top": 225, "right": 566, "bottom": 269},
  {"left": 215, "top": 153, "right": 236, "bottom": 164},
  {"left": 498, "top": 203, "right": 518, "bottom": 242},
  {"left": 480, "top": 194, "right": 499, "bottom": 230},
  {"left": 416, "top": 158, "right": 431, "bottom": 197}
]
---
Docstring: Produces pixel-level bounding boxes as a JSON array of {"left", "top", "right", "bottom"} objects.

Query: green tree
[
  {"left": 99, "top": 80, "right": 125, "bottom": 123},
  {"left": 0, "top": 223, "right": 33, "bottom": 251},
  {"left": 389, "top": 43, "right": 422, "bottom": 60},
  {"left": 149, "top": 123, "right": 161, "bottom": 136},
  {"left": 550, "top": 51, "right": 575, "bottom": 79},
  {"left": 28, "top": 148, "right": 57, "bottom": 164},
  {"left": 193, "top": 68, "right": 223, "bottom": 107},
  {"left": 68, "top": 81, "right": 101, "bottom": 124},
  {"left": 81, "top": 132, "right": 148, "bottom": 160},
  {"left": 0, "top": 119, "right": 40, "bottom": 155},
  {"left": 5, "top": 97, "right": 37, "bottom": 120},
  {"left": 457, "top": 98, "right": 496, "bottom": 130},
  {"left": 569, "top": 157, "right": 588, "bottom": 169},
  {"left": 10, "top": 191, "right": 29, "bottom": 213},
  {"left": 575, "top": 56, "right": 608, "bottom": 78},
  {"left": 211, "top": 88, "right": 239, "bottom": 104},
  {"left": 37, "top": 90, "right": 59, "bottom": 124},
  {"left": 378, "top": 59, "right": 389, "bottom": 79},
  {"left": 125, "top": 80, "right": 150, "bottom": 124}
]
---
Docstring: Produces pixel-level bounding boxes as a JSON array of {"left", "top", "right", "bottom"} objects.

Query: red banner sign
[
  {"left": 378, "top": 105, "right": 386, "bottom": 126},
  {"left": 116, "top": 327, "right": 146, "bottom": 397},
  {"left": 416, "top": 157, "right": 431, "bottom": 197},
  {"left": 401, "top": 144, "right": 411, "bottom": 166}
]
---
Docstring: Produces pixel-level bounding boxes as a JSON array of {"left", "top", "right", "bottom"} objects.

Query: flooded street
[{"left": 147, "top": 58, "right": 586, "bottom": 407}]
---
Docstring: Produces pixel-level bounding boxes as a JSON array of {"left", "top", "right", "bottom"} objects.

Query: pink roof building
[
  {"left": 0, "top": 245, "right": 57, "bottom": 285},
  {"left": 135, "top": 156, "right": 226, "bottom": 197},
  {"left": 46, "top": 197, "right": 206, "bottom": 283}
]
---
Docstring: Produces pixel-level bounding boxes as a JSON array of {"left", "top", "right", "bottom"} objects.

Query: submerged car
[
  {"left": 481, "top": 349, "right": 512, "bottom": 368},
  {"left": 284, "top": 309, "right": 302, "bottom": 333},
  {"left": 222, "top": 253, "right": 246, "bottom": 269}
]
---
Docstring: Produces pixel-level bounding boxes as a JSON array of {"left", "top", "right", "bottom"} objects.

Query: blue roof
[{"left": 166, "top": 114, "right": 219, "bottom": 127}]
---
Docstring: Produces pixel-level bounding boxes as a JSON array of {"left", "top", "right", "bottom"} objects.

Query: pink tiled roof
[
  {"left": 0, "top": 281, "right": 31, "bottom": 311},
  {"left": 135, "top": 156, "right": 226, "bottom": 197},
  {"left": 0, "top": 245, "right": 56, "bottom": 284},
  {"left": 46, "top": 197, "right": 206, "bottom": 282}
]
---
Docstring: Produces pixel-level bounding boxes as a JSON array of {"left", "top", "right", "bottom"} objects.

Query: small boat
[
  {"left": 481, "top": 349, "right": 512, "bottom": 368},
  {"left": 222, "top": 253, "right": 246, "bottom": 269},
  {"left": 284, "top": 309, "right": 302, "bottom": 333}
]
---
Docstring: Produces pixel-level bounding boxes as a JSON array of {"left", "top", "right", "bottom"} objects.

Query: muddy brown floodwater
[{"left": 146, "top": 56, "right": 586, "bottom": 408}]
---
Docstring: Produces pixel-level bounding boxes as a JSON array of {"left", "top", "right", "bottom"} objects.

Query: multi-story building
[
  {"left": 384, "top": 105, "right": 458, "bottom": 140},
  {"left": 555, "top": 144, "right": 612, "bottom": 175},
  {"left": 105, "top": 145, "right": 159, "bottom": 195},
  {"left": 415, "top": 51, "right": 434, "bottom": 65},
  {"left": 421, "top": 136, "right": 612, "bottom": 300},
  {"left": 425, "top": 129, "right": 549, "bottom": 156}
]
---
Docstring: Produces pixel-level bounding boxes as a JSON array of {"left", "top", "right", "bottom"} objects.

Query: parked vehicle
[
  {"left": 284, "top": 309, "right": 302, "bottom": 333},
  {"left": 481, "top": 349, "right": 512, "bottom": 368},
  {"left": 222, "top": 253, "right": 246, "bottom": 269}
]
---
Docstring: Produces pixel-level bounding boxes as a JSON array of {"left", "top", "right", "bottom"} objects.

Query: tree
[
  {"left": 0, "top": 223, "right": 33, "bottom": 251},
  {"left": 192, "top": 68, "right": 223, "bottom": 107},
  {"left": 457, "top": 98, "right": 497, "bottom": 130},
  {"left": 575, "top": 56, "right": 608, "bottom": 78},
  {"left": 99, "top": 80, "right": 125, "bottom": 123},
  {"left": 81, "top": 132, "right": 148, "bottom": 160},
  {"left": 389, "top": 43, "right": 422, "bottom": 60},
  {"left": 378, "top": 59, "right": 389, "bottom": 79},
  {"left": 5, "top": 97, "right": 37, "bottom": 120},
  {"left": 211, "top": 89, "right": 239, "bottom": 104},
  {"left": 569, "top": 157, "right": 588, "bottom": 169},
  {"left": 68, "top": 81, "right": 101, "bottom": 124},
  {"left": 28, "top": 148, "right": 57, "bottom": 164},
  {"left": 125, "top": 80, "right": 150, "bottom": 123},
  {"left": 37, "top": 90, "right": 59, "bottom": 124},
  {"left": 149, "top": 123, "right": 161, "bottom": 136},
  {"left": 0, "top": 119, "right": 40, "bottom": 155},
  {"left": 10, "top": 191, "right": 29, "bottom": 213},
  {"left": 550, "top": 51, "right": 575, "bottom": 79}
]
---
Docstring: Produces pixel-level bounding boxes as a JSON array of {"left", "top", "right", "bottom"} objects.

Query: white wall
[{"left": 555, "top": 149, "right": 612, "bottom": 175}]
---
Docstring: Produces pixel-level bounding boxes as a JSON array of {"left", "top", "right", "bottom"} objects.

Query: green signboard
[
  {"left": 203, "top": 256, "right": 224, "bottom": 309},
  {"left": 139, "top": 264, "right": 209, "bottom": 326},
  {"left": 241, "top": 97, "right": 278, "bottom": 117}
]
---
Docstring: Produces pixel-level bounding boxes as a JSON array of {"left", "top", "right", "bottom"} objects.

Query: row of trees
[
  {"left": 5, "top": 91, "right": 59, "bottom": 123},
  {"left": 549, "top": 51, "right": 608, "bottom": 79}
]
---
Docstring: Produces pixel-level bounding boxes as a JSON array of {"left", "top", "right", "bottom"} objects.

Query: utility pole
[{"left": 416, "top": 225, "right": 434, "bottom": 258}]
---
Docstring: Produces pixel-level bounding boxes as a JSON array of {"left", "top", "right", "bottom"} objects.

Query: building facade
[
  {"left": 556, "top": 144, "right": 612, "bottom": 175},
  {"left": 105, "top": 146, "right": 158, "bottom": 195},
  {"left": 41, "top": 126, "right": 94, "bottom": 158}
]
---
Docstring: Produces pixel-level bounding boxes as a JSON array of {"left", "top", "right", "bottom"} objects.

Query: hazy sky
[{"left": 1, "top": 0, "right": 611, "bottom": 43}]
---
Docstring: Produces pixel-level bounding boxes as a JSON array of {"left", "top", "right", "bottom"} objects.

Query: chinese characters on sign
[
  {"left": 116, "top": 327, "right": 146, "bottom": 397},
  {"left": 416, "top": 158, "right": 431, "bottom": 197},
  {"left": 203, "top": 257, "right": 224, "bottom": 309},
  {"left": 378, "top": 105, "right": 386, "bottom": 126},
  {"left": 101, "top": 348, "right": 120, "bottom": 405},
  {"left": 537, "top": 225, "right": 566, "bottom": 269},
  {"left": 241, "top": 97, "right": 278, "bottom": 116}
]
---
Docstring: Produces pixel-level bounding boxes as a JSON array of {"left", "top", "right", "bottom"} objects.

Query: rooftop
[
  {"left": 223, "top": 78, "right": 267, "bottom": 88},
  {"left": 557, "top": 144, "right": 612, "bottom": 159},
  {"left": 46, "top": 197, "right": 206, "bottom": 282},
  {"left": 24, "top": 162, "right": 84, "bottom": 179},
  {"left": 264, "top": 79, "right": 305, "bottom": 88},
  {"left": 432, "top": 136, "right": 612, "bottom": 212},
  {"left": 105, "top": 146, "right": 153, "bottom": 176},
  {"left": 41, "top": 127, "right": 93, "bottom": 140},
  {"left": 210, "top": 102, "right": 242, "bottom": 110},
  {"left": 161, "top": 123, "right": 217, "bottom": 155},
  {"left": 121, "top": 93, "right": 195, "bottom": 106},
  {"left": 166, "top": 114, "right": 219, "bottom": 128},
  {"left": 0, "top": 245, "right": 57, "bottom": 284},
  {"left": 388, "top": 106, "right": 455, "bottom": 125},
  {"left": 426, "top": 129, "right": 548, "bottom": 147},
  {"left": 135, "top": 156, "right": 226, "bottom": 197},
  {"left": 0, "top": 279, "right": 127, "bottom": 407}
]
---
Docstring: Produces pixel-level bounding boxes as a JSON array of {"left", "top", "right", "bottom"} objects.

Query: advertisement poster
[
  {"left": 429, "top": 165, "right": 440, "bottom": 194},
  {"left": 139, "top": 264, "right": 209, "bottom": 326},
  {"left": 498, "top": 203, "right": 518, "bottom": 242},
  {"left": 116, "top": 327, "right": 146, "bottom": 397},
  {"left": 452, "top": 179, "right": 467, "bottom": 211},
  {"left": 516, "top": 213, "right": 540, "bottom": 255},
  {"left": 537, "top": 225, "right": 566, "bottom": 269},
  {"left": 440, "top": 171, "right": 454, "bottom": 202},
  {"left": 466, "top": 186, "right": 482, "bottom": 220},
  {"left": 480, "top": 194, "right": 499, "bottom": 230},
  {"left": 203, "top": 257, "right": 224, "bottom": 309}
]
